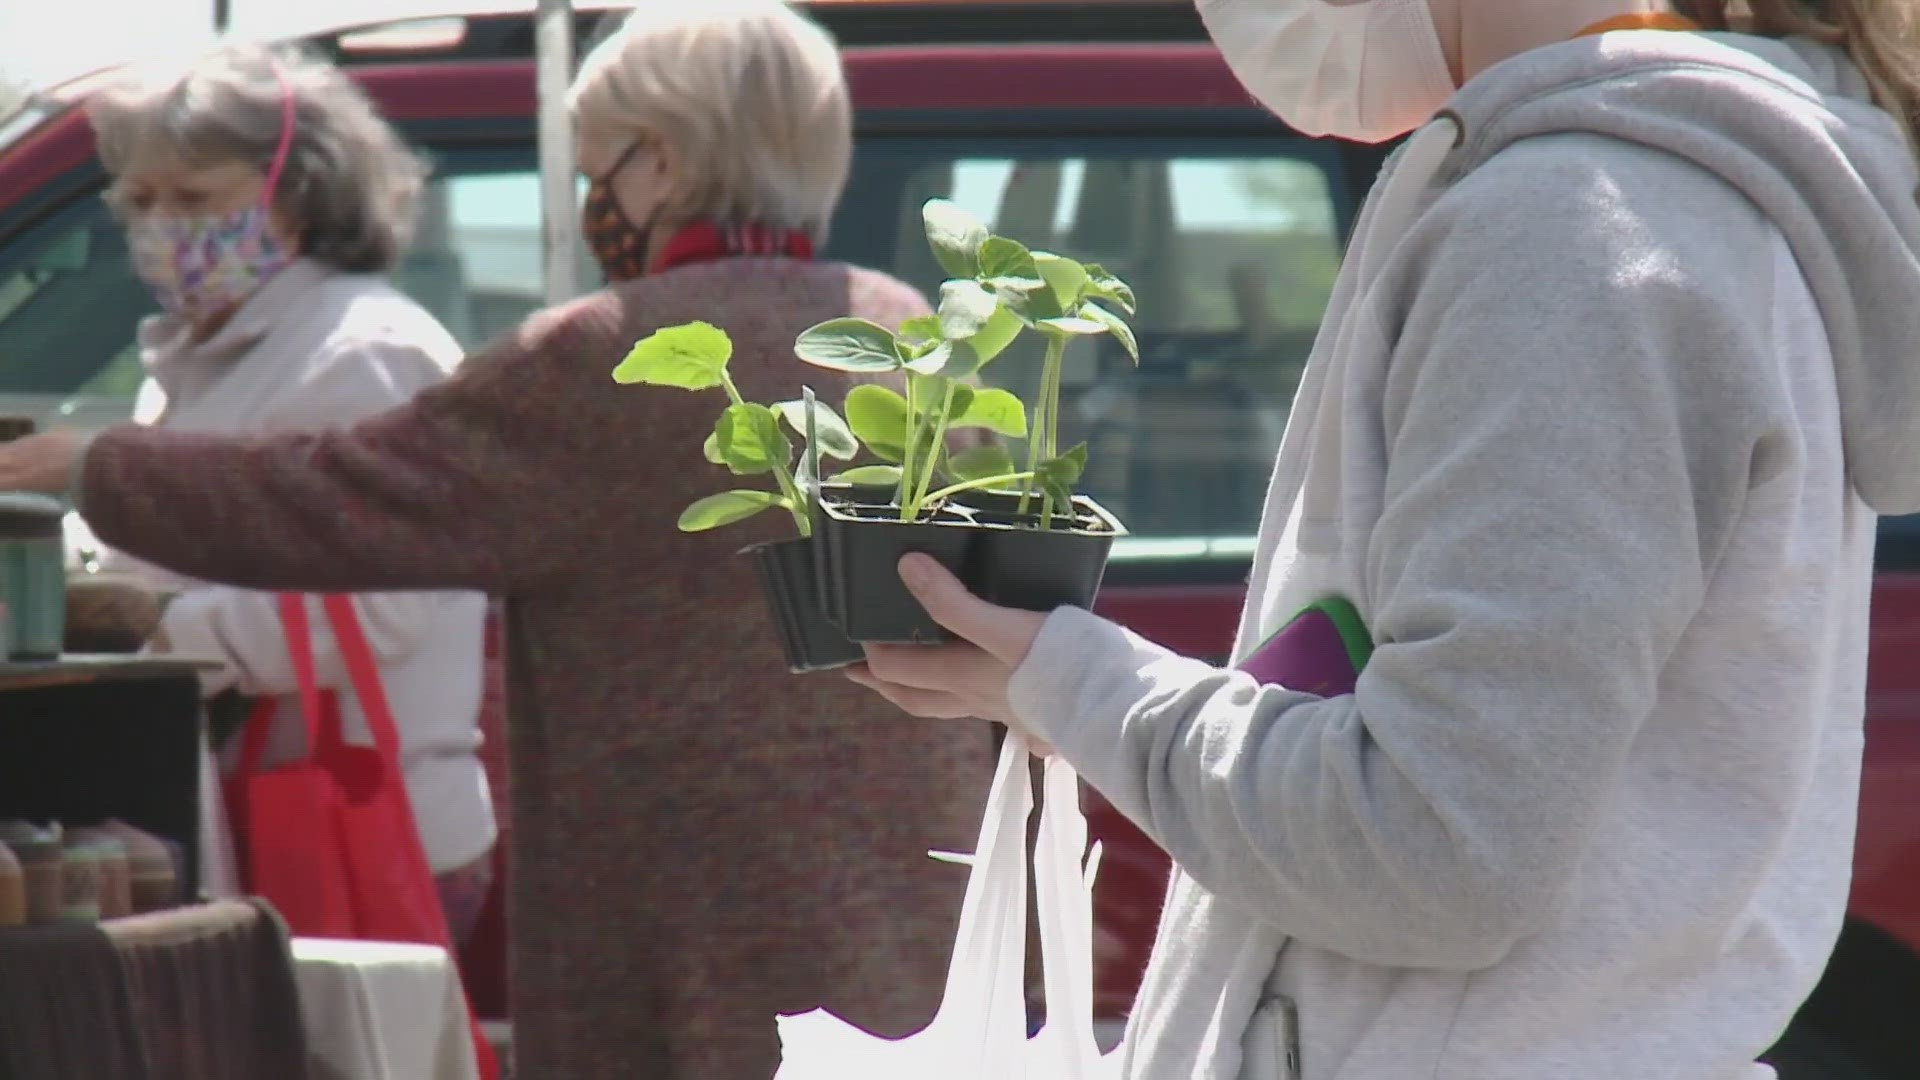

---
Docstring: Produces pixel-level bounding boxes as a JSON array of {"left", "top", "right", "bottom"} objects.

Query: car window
[
  {"left": 832, "top": 140, "right": 1348, "bottom": 574},
  {"left": 0, "top": 203, "right": 150, "bottom": 432},
  {"left": 398, "top": 169, "right": 601, "bottom": 350},
  {"left": 0, "top": 160, "right": 596, "bottom": 431}
]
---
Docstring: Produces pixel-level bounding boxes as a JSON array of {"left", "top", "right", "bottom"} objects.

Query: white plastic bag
[{"left": 775, "top": 734, "right": 1120, "bottom": 1079}]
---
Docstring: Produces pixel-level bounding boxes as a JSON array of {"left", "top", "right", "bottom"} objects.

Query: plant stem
[
  {"left": 923, "top": 471, "right": 1038, "bottom": 507},
  {"left": 721, "top": 371, "right": 811, "bottom": 537},
  {"left": 912, "top": 381, "right": 958, "bottom": 514},
  {"left": 1042, "top": 334, "right": 1070, "bottom": 530},
  {"left": 898, "top": 375, "right": 918, "bottom": 520},
  {"left": 1020, "top": 332, "right": 1067, "bottom": 517}
]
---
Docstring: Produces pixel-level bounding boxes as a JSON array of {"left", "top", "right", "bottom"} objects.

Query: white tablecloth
[{"left": 292, "top": 937, "right": 480, "bottom": 1080}]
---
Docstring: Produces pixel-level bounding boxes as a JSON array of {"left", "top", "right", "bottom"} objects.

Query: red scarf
[{"left": 652, "top": 221, "right": 817, "bottom": 274}]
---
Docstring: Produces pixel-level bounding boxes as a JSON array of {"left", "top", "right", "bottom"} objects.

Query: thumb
[{"left": 897, "top": 553, "right": 1024, "bottom": 663}]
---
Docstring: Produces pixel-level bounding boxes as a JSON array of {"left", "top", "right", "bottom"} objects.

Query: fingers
[
  {"left": 844, "top": 664, "right": 976, "bottom": 719},
  {"left": 896, "top": 554, "right": 1031, "bottom": 664},
  {"left": 861, "top": 641, "right": 999, "bottom": 693}
]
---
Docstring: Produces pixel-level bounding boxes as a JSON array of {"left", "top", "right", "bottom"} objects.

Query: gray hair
[
  {"left": 88, "top": 43, "right": 427, "bottom": 273},
  {"left": 567, "top": 0, "right": 853, "bottom": 243}
]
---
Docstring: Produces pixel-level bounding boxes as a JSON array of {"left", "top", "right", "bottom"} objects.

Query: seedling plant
[
  {"left": 611, "top": 321, "right": 856, "bottom": 537},
  {"left": 792, "top": 199, "right": 1138, "bottom": 529}
]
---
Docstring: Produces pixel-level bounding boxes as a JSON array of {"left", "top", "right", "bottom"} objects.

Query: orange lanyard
[{"left": 1575, "top": 12, "right": 1702, "bottom": 37}]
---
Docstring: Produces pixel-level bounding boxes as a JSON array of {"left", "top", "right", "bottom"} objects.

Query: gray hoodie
[{"left": 1009, "top": 29, "right": 1920, "bottom": 1080}]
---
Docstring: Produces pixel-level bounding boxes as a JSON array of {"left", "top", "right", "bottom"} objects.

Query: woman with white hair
[
  {"left": 83, "top": 43, "right": 498, "bottom": 943},
  {"left": 0, "top": 4, "right": 988, "bottom": 1077}
]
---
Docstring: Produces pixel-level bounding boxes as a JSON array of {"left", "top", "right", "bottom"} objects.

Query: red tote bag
[{"left": 227, "top": 593, "right": 500, "bottom": 1080}]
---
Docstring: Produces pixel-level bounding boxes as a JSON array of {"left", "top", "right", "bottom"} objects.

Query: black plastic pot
[
  {"left": 811, "top": 483, "right": 1126, "bottom": 645},
  {"left": 953, "top": 489, "right": 1125, "bottom": 612},
  {"left": 747, "top": 537, "right": 865, "bottom": 673}
]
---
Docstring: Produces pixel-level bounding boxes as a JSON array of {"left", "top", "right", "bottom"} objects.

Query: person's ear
[{"left": 645, "top": 137, "right": 686, "bottom": 212}]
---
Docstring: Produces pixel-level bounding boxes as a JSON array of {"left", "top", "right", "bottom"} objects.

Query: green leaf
[
  {"left": 612, "top": 321, "right": 733, "bottom": 389},
  {"left": 969, "top": 306, "right": 1025, "bottom": 365},
  {"left": 773, "top": 399, "right": 859, "bottom": 460},
  {"left": 844, "top": 384, "right": 912, "bottom": 455},
  {"left": 898, "top": 314, "right": 942, "bottom": 347},
  {"left": 714, "top": 403, "right": 790, "bottom": 476},
  {"left": 795, "top": 318, "right": 904, "bottom": 373},
  {"left": 1032, "top": 252, "right": 1090, "bottom": 308},
  {"left": 1036, "top": 442, "right": 1088, "bottom": 488},
  {"left": 923, "top": 199, "right": 989, "bottom": 278},
  {"left": 678, "top": 490, "right": 786, "bottom": 532},
  {"left": 937, "top": 280, "right": 999, "bottom": 341},
  {"left": 831, "top": 464, "right": 906, "bottom": 487},
  {"left": 978, "top": 236, "right": 1036, "bottom": 280},
  {"left": 1080, "top": 302, "right": 1138, "bottom": 363},
  {"left": 907, "top": 339, "right": 983, "bottom": 380},
  {"left": 945, "top": 383, "right": 976, "bottom": 425},
  {"left": 996, "top": 278, "right": 1067, "bottom": 324},
  {"left": 1038, "top": 315, "right": 1109, "bottom": 336},
  {"left": 797, "top": 446, "right": 818, "bottom": 490},
  {"left": 1082, "top": 263, "right": 1138, "bottom": 316},
  {"left": 1041, "top": 477, "right": 1076, "bottom": 513},
  {"left": 951, "top": 387, "right": 1027, "bottom": 436},
  {"left": 702, "top": 428, "right": 727, "bottom": 465},
  {"left": 947, "top": 444, "right": 1018, "bottom": 483},
  {"left": 907, "top": 340, "right": 954, "bottom": 372}
]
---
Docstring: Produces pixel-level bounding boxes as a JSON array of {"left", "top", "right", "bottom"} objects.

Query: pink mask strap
[{"left": 261, "top": 64, "right": 295, "bottom": 206}]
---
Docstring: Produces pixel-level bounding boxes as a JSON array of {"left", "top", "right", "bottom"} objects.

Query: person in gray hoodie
[{"left": 842, "top": 2, "right": 1920, "bottom": 1079}]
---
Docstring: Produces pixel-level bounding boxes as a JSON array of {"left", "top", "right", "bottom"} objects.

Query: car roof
[
  {"left": 14, "top": 0, "right": 1205, "bottom": 98},
  {"left": 0, "top": 1, "right": 1235, "bottom": 240}
]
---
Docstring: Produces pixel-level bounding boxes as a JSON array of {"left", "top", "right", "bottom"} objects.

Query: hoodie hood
[{"left": 1435, "top": 30, "right": 1920, "bottom": 514}]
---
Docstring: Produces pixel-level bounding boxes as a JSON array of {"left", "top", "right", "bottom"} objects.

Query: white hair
[
  {"left": 88, "top": 42, "right": 427, "bottom": 273},
  {"left": 568, "top": 0, "right": 853, "bottom": 242}
]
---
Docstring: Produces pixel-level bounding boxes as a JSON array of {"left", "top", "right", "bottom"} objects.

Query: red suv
[{"left": 0, "top": 3, "right": 1913, "bottom": 1075}]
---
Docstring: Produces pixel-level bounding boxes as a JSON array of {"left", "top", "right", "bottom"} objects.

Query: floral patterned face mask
[
  {"left": 128, "top": 207, "right": 294, "bottom": 324},
  {"left": 126, "top": 67, "right": 297, "bottom": 325}
]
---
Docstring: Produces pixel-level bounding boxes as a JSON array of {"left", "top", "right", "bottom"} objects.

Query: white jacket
[{"left": 98, "top": 258, "right": 496, "bottom": 874}]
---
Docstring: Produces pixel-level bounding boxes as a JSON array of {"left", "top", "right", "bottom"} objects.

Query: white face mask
[{"left": 1196, "top": 0, "right": 1457, "bottom": 143}]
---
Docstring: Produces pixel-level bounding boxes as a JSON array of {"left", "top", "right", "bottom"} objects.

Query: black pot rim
[{"left": 816, "top": 488, "right": 1128, "bottom": 539}]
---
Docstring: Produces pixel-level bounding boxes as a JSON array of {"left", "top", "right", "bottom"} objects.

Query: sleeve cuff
[
  {"left": 1006, "top": 605, "right": 1208, "bottom": 767},
  {"left": 68, "top": 432, "right": 100, "bottom": 507}
]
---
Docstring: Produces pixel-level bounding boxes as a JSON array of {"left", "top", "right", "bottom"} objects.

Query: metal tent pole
[{"left": 535, "top": 0, "right": 579, "bottom": 305}]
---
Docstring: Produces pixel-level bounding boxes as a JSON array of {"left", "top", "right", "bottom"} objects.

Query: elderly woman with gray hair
[
  {"left": 0, "top": 4, "right": 988, "bottom": 1077},
  {"left": 80, "top": 44, "right": 498, "bottom": 943}
]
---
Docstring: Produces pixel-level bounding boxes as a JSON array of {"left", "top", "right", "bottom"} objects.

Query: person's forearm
[
  {"left": 1009, "top": 604, "right": 1649, "bottom": 974},
  {"left": 76, "top": 420, "right": 517, "bottom": 596}
]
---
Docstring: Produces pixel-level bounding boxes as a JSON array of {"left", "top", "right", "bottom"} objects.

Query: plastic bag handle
[
  {"left": 1033, "top": 754, "right": 1104, "bottom": 1066},
  {"left": 927, "top": 733, "right": 1035, "bottom": 1073}
]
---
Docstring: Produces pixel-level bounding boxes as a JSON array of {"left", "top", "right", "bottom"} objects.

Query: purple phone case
[{"left": 1239, "top": 607, "right": 1361, "bottom": 696}]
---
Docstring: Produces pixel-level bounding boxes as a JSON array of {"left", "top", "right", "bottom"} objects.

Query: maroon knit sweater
[{"left": 79, "top": 259, "right": 992, "bottom": 1079}]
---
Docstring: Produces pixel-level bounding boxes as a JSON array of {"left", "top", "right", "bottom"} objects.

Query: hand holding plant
[{"left": 611, "top": 196, "right": 1141, "bottom": 658}]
